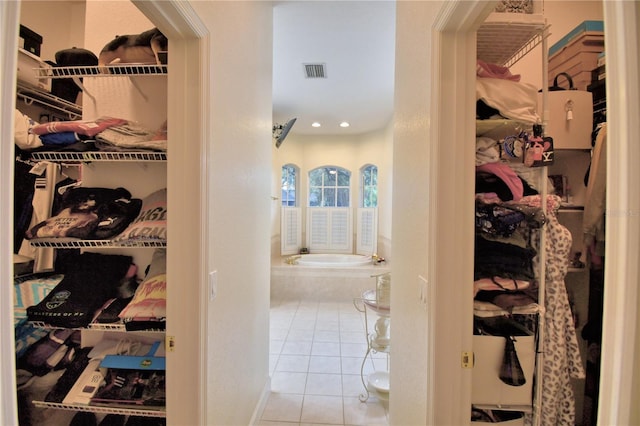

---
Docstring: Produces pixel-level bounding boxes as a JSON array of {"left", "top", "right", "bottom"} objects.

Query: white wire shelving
[{"left": 35, "top": 64, "right": 168, "bottom": 78}]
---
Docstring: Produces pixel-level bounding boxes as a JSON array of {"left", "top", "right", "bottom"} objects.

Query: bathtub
[
  {"left": 295, "top": 253, "right": 372, "bottom": 267},
  {"left": 271, "top": 254, "right": 390, "bottom": 302}
]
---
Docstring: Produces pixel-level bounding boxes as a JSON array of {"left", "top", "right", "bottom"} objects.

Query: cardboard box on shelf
[
  {"left": 19, "top": 25, "right": 42, "bottom": 57},
  {"left": 548, "top": 21, "right": 604, "bottom": 91}
]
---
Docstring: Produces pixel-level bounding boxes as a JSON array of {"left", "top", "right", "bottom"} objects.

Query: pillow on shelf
[
  {"left": 118, "top": 249, "right": 167, "bottom": 327},
  {"left": 112, "top": 188, "right": 167, "bottom": 244}
]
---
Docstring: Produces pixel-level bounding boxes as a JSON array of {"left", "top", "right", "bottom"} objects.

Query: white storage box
[
  {"left": 472, "top": 335, "right": 536, "bottom": 406},
  {"left": 17, "top": 47, "right": 51, "bottom": 92}
]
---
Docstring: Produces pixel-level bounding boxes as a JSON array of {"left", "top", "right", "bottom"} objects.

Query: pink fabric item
[
  {"left": 30, "top": 116, "right": 128, "bottom": 137},
  {"left": 477, "top": 162, "right": 524, "bottom": 201},
  {"left": 477, "top": 59, "right": 521, "bottom": 81}
]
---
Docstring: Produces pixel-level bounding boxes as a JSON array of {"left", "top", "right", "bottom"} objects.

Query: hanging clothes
[
  {"left": 14, "top": 158, "right": 37, "bottom": 253},
  {"left": 522, "top": 194, "right": 585, "bottom": 425},
  {"left": 583, "top": 123, "right": 607, "bottom": 264},
  {"left": 18, "top": 162, "right": 62, "bottom": 272}
]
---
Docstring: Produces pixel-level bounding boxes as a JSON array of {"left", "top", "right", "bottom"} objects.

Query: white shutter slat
[
  {"left": 356, "top": 207, "right": 377, "bottom": 255},
  {"left": 309, "top": 209, "right": 329, "bottom": 249},
  {"left": 307, "top": 208, "right": 352, "bottom": 253},
  {"left": 330, "top": 209, "right": 350, "bottom": 250},
  {"left": 281, "top": 207, "right": 301, "bottom": 255}
]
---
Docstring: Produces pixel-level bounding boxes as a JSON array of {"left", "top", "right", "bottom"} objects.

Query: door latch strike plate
[
  {"left": 166, "top": 336, "right": 176, "bottom": 352},
  {"left": 461, "top": 351, "right": 474, "bottom": 368}
]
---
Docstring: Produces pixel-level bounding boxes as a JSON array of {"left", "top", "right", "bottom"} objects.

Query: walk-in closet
[
  {"left": 6, "top": 2, "right": 273, "bottom": 425},
  {"left": 471, "top": 4, "right": 607, "bottom": 425}
]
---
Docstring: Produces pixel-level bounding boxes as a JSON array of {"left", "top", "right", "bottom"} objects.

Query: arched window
[
  {"left": 308, "top": 166, "right": 351, "bottom": 207},
  {"left": 281, "top": 164, "right": 298, "bottom": 207},
  {"left": 307, "top": 166, "right": 352, "bottom": 253},
  {"left": 360, "top": 164, "right": 378, "bottom": 207}
]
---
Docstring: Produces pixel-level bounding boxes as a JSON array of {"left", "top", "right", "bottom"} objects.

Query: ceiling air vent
[{"left": 304, "top": 63, "right": 327, "bottom": 78}]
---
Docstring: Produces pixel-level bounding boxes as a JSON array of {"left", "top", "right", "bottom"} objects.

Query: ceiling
[{"left": 272, "top": 1, "right": 396, "bottom": 137}]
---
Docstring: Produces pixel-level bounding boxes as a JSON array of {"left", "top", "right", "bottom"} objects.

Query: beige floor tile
[
  {"left": 308, "top": 356, "right": 342, "bottom": 374},
  {"left": 343, "top": 396, "right": 388, "bottom": 426},
  {"left": 261, "top": 393, "right": 304, "bottom": 423},
  {"left": 271, "top": 371, "right": 308, "bottom": 394},
  {"left": 311, "top": 341, "right": 341, "bottom": 357},
  {"left": 300, "top": 395, "right": 344, "bottom": 424},
  {"left": 276, "top": 354, "right": 310, "bottom": 372},
  {"left": 305, "top": 373, "right": 343, "bottom": 396}
]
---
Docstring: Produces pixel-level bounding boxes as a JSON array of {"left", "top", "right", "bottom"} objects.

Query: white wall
[
  {"left": 19, "top": 1, "right": 86, "bottom": 62},
  {"left": 271, "top": 121, "right": 393, "bottom": 258},
  {"left": 83, "top": 0, "right": 157, "bottom": 60},
  {"left": 390, "top": 2, "right": 444, "bottom": 424},
  {"left": 189, "top": 2, "right": 273, "bottom": 424}
]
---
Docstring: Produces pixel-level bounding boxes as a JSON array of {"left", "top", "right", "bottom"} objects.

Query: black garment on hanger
[{"left": 14, "top": 158, "right": 37, "bottom": 252}]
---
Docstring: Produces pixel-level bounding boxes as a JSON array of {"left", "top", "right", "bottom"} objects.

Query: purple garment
[{"left": 476, "top": 162, "right": 524, "bottom": 201}]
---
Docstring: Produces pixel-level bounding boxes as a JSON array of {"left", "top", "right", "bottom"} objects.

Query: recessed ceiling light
[
  {"left": 339, "top": 121, "right": 350, "bottom": 128},
  {"left": 312, "top": 122, "right": 321, "bottom": 127}
]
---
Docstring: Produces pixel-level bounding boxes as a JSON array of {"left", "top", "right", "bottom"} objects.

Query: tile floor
[{"left": 258, "top": 300, "right": 389, "bottom": 426}]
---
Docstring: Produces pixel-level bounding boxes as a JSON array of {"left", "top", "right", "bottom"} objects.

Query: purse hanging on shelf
[
  {"left": 499, "top": 336, "right": 527, "bottom": 386},
  {"left": 537, "top": 72, "right": 593, "bottom": 149},
  {"left": 523, "top": 124, "right": 554, "bottom": 167}
]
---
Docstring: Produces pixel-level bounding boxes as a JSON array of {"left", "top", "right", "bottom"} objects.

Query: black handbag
[
  {"left": 547, "top": 72, "right": 578, "bottom": 91},
  {"left": 46, "top": 47, "right": 99, "bottom": 103},
  {"left": 499, "top": 336, "right": 527, "bottom": 386}
]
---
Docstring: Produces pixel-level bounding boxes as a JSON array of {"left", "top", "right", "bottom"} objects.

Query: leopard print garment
[{"left": 522, "top": 195, "right": 585, "bottom": 425}]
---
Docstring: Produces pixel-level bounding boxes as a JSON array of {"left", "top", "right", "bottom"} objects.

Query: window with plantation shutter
[
  {"left": 306, "top": 166, "right": 352, "bottom": 253},
  {"left": 281, "top": 207, "right": 301, "bottom": 255}
]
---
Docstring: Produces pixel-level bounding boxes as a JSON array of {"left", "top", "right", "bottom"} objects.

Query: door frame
[
  {"left": 132, "top": 2, "right": 210, "bottom": 424},
  {"left": 597, "top": 2, "right": 640, "bottom": 424},
  {"left": 427, "top": 2, "right": 496, "bottom": 424},
  {"left": 0, "top": 2, "right": 22, "bottom": 424}
]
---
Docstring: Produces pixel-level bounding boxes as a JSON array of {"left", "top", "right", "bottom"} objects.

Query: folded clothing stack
[
  {"left": 26, "top": 252, "right": 137, "bottom": 328},
  {"left": 25, "top": 187, "right": 141, "bottom": 240}
]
